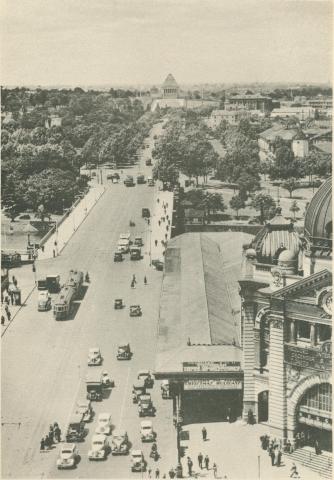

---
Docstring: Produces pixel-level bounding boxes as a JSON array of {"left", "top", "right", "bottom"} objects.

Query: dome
[
  {"left": 304, "top": 178, "right": 332, "bottom": 251},
  {"left": 251, "top": 207, "right": 301, "bottom": 265},
  {"left": 278, "top": 249, "right": 297, "bottom": 262}
]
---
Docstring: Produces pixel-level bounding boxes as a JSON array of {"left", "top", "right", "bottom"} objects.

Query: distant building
[
  {"left": 271, "top": 106, "right": 315, "bottom": 121},
  {"left": 228, "top": 94, "right": 273, "bottom": 113},
  {"left": 258, "top": 125, "right": 309, "bottom": 161},
  {"left": 45, "top": 114, "right": 62, "bottom": 128},
  {"left": 161, "top": 73, "right": 179, "bottom": 99},
  {"left": 207, "top": 109, "right": 251, "bottom": 128},
  {"left": 184, "top": 208, "right": 206, "bottom": 225}
]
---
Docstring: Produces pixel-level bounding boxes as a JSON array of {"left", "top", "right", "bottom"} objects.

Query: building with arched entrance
[{"left": 239, "top": 177, "right": 332, "bottom": 453}]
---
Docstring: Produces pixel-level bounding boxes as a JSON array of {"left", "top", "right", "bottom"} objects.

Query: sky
[{"left": 0, "top": 0, "right": 332, "bottom": 87}]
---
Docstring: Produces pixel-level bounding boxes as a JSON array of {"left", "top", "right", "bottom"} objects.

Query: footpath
[
  {"left": 149, "top": 187, "right": 174, "bottom": 263},
  {"left": 1, "top": 184, "right": 105, "bottom": 336},
  {"left": 180, "top": 421, "right": 322, "bottom": 480}
]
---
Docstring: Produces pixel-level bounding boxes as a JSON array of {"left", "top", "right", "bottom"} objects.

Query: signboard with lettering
[
  {"left": 183, "top": 361, "right": 241, "bottom": 372},
  {"left": 184, "top": 379, "right": 242, "bottom": 390},
  {"left": 284, "top": 344, "right": 332, "bottom": 371}
]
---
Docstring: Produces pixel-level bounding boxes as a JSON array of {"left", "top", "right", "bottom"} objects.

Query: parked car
[
  {"left": 88, "top": 347, "right": 103, "bottom": 366},
  {"left": 142, "top": 208, "right": 150, "bottom": 218},
  {"left": 56, "top": 443, "right": 79, "bottom": 469},
  {"left": 114, "top": 298, "right": 124, "bottom": 309},
  {"left": 65, "top": 413, "right": 85, "bottom": 442},
  {"left": 95, "top": 413, "right": 112, "bottom": 435},
  {"left": 114, "top": 252, "right": 123, "bottom": 262},
  {"left": 37, "top": 290, "right": 51, "bottom": 311},
  {"left": 152, "top": 259, "right": 164, "bottom": 271},
  {"left": 111, "top": 429, "right": 129, "bottom": 455},
  {"left": 75, "top": 399, "right": 93, "bottom": 422},
  {"left": 138, "top": 394, "right": 155, "bottom": 417},
  {"left": 117, "top": 343, "right": 132, "bottom": 360},
  {"left": 130, "top": 305, "right": 142, "bottom": 317},
  {"left": 88, "top": 434, "right": 109, "bottom": 460},
  {"left": 140, "top": 421, "right": 155, "bottom": 442},
  {"left": 86, "top": 371, "right": 103, "bottom": 401},
  {"left": 130, "top": 449, "right": 145, "bottom": 472},
  {"left": 161, "top": 379, "right": 171, "bottom": 399},
  {"left": 132, "top": 379, "right": 146, "bottom": 403},
  {"left": 137, "top": 370, "right": 154, "bottom": 388}
]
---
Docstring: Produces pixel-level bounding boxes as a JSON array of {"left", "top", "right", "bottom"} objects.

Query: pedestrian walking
[
  {"left": 204, "top": 455, "right": 209, "bottom": 470},
  {"left": 53, "top": 249, "right": 56, "bottom": 258},
  {"left": 165, "top": 233, "right": 168, "bottom": 240},
  {"left": 148, "top": 468, "right": 152, "bottom": 478},
  {"left": 9, "top": 291, "right": 14, "bottom": 305},
  {"left": 166, "top": 225, "right": 169, "bottom": 231},
  {"left": 270, "top": 450, "right": 275, "bottom": 466},
  {"left": 13, "top": 278, "right": 18, "bottom": 287},
  {"left": 213, "top": 463, "right": 218, "bottom": 478},
  {"left": 277, "top": 449, "right": 282, "bottom": 466},
  {"left": 1, "top": 315, "right": 5, "bottom": 326},
  {"left": 144, "top": 276, "right": 147, "bottom": 285},
  {"left": 40, "top": 437, "right": 45, "bottom": 451},
  {"left": 55, "top": 426, "right": 61, "bottom": 442},
  {"left": 168, "top": 468, "right": 176, "bottom": 478},
  {"left": 290, "top": 463, "right": 299, "bottom": 478},
  {"left": 6, "top": 310, "right": 11, "bottom": 322},
  {"left": 4, "top": 295, "right": 10, "bottom": 305},
  {"left": 157, "top": 198, "right": 160, "bottom": 203},
  {"left": 168, "top": 219, "right": 171, "bottom": 225},
  {"left": 12, "top": 275, "right": 16, "bottom": 284},
  {"left": 5, "top": 304, "right": 9, "bottom": 315},
  {"left": 155, "top": 467, "right": 160, "bottom": 479},
  {"left": 155, "top": 239, "right": 158, "bottom": 247},
  {"left": 187, "top": 457, "right": 193, "bottom": 476},
  {"left": 202, "top": 426, "right": 207, "bottom": 441},
  {"left": 198, "top": 452, "right": 203, "bottom": 469},
  {"left": 158, "top": 220, "right": 161, "bottom": 227},
  {"left": 132, "top": 274, "right": 137, "bottom": 284}
]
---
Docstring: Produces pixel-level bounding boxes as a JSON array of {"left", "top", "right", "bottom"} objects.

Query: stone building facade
[{"left": 239, "top": 178, "right": 332, "bottom": 451}]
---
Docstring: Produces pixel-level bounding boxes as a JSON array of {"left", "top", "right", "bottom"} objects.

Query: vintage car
[
  {"left": 113, "top": 252, "right": 123, "bottom": 262},
  {"left": 147, "top": 177, "right": 155, "bottom": 187},
  {"left": 142, "top": 208, "right": 150, "bottom": 218},
  {"left": 152, "top": 259, "right": 164, "bottom": 271},
  {"left": 101, "top": 370, "right": 114, "bottom": 388},
  {"left": 114, "top": 298, "right": 124, "bottom": 309},
  {"left": 132, "top": 379, "right": 146, "bottom": 403},
  {"left": 130, "top": 449, "right": 145, "bottom": 472},
  {"left": 137, "top": 370, "right": 154, "bottom": 388},
  {"left": 87, "top": 347, "right": 102, "bottom": 366},
  {"left": 145, "top": 158, "right": 152, "bottom": 166},
  {"left": 95, "top": 413, "right": 112, "bottom": 435},
  {"left": 137, "top": 174, "right": 145, "bottom": 184},
  {"left": 86, "top": 371, "right": 103, "bottom": 401},
  {"left": 56, "top": 443, "right": 79, "bottom": 469},
  {"left": 117, "top": 343, "right": 132, "bottom": 360},
  {"left": 65, "top": 413, "right": 86, "bottom": 442},
  {"left": 119, "top": 232, "right": 131, "bottom": 241},
  {"left": 130, "top": 305, "right": 142, "bottom": 317},
  {"left": 75, "top": 399, "right": 93, "bottom": 422},
  {"left": 140, "top": 420, "right": 155, "bottom": 442},
  {"left": 111, "top": 429, "right": 129, "bottom": 455},
  {"left": 117, "top": 239, "right": 130, "bottom": 254},
  {"left": 138, "top": 394, "right": 155, "bottom": 417},
  {"left": 38, "top": 290, "right": 52, "bottom": 311},
  {"left": 161, "top": 379, "right": 171, "bottom": 399},
  {"left": 88, "top": 434, "right": 109, "bottom": 460},
  {"left": 134, "top": 236, "right": 143, "bottom": 247}
]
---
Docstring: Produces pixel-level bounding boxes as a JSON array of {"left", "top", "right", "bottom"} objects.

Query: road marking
[{"left": 118, "top": 366, "right": 132, "bottom": 429}]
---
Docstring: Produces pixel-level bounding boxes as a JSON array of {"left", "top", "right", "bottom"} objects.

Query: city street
[{"left": 1, "top": 123, "right": 177, "bottom": 478}]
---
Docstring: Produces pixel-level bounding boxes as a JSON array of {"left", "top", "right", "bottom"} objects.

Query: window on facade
[
  {"left": 300, "top": 383, "right": 332, "bottom": 413},
  {"left": 297, "top": 321, "right": 310, "bottom": 340},
  {"left": 319, "top": 325, "right": 331, "bottom": 342}
]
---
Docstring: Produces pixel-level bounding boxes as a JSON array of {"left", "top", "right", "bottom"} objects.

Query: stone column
[
  {"left": 242, "top": 298, "right": 257, "bottom": 421},
  {"left": 290, "top": 320, "right": 297, "bottom": 344},
  {"left": 310, "top": 323, "right": 317, "bottom": 347},
  {"left": 254, "top": 327, "right": 261, "bottom": 370},
  {"left": 268, "top": 314, "right": 287, "bottom": 442}
]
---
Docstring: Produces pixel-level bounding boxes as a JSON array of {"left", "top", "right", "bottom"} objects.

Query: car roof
[
  {"left": 92, "top": 434, "right": 106, "bottom": 442},
  {"left": 62, "top": 443, "right": 75, "bottom": 450},
  {"left": 132, "top": 449, "right": 143, "bottom": 456},
  {"left": 130, "top": 305, "right": 140, "bottom": 308},
  {"left": 139, "top": 394, "right": 151, "bottom": 400},
  {"left": 140, "top": 420, "right": 152, "bottom": 427},
  {"left": 138, "top": 370, "right": 150, "bottom": 375},
  {"left": 118, "top": 343, "right": 129, "bottom": 348},
  {"left": 113, "top": 429, "right": 126, "bottom": 436},
  {"left": 133, "top": 379, "right": 146, "bottom": 388},
  {"left": 89, "top": 347, "right": 100, "bottom": 352},
  {"left": 98, "top": 413, "right": 111, "bottom": 419},
  {"left": 68, "top": 412, "right": 83, "bottom": 423}
]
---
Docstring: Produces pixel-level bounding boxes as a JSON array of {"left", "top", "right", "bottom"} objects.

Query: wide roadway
[{"left": 1, "top": 122, "right": 176, "bottom": 478}]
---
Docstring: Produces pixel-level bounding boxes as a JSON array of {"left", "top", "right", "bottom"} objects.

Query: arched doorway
[
  {"left": 296, "top": 383, "right": 332, "bottom": 452},
  {"left": 258, "top": 390, "right": 269, "bottom": 422}
]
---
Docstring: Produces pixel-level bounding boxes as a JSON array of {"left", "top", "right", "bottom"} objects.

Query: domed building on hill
[{"left": 239, "top": 178, "right": 332, "bottom": 463}]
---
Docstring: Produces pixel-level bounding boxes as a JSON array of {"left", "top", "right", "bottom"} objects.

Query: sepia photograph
[{"left": 0, "top": 1, "right": 332, "bottom": 479}]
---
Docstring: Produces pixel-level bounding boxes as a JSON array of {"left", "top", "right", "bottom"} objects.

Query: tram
[{"left": 53, "top": 270, "right": 83, "bottom": 320}]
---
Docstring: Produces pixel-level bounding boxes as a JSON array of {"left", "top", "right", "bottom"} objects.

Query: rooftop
[
  {"left": 155, "top": 233, "right": 242, "bottom": 374},
  {"left": 259, "top": 125, "right": 300, "bottom": 142},
  {"left": 162, "top": 73, "right": 179, "bottom": 89}
]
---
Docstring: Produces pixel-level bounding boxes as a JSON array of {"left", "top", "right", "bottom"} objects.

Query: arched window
[{"left": 300, "top": 383, "right": 332, "bottom": 413}]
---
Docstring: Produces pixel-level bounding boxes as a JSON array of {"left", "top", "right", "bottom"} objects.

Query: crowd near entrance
[
  {"left": 296, "top": 383, "right": 332, "bottom": 452},
  {"left": 182, "top": 390, "right": 242, "bottom": 424}
]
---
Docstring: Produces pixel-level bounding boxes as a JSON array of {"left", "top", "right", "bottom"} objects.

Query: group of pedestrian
[
  {"left": 131, "top": 274, "right": 148, "bottom": 288},
  {"left": 268, "top": 439, "right": 283, "bottom": 467},
  {"left": 40, "top": 423, "right": 61, "bottom": 451}
]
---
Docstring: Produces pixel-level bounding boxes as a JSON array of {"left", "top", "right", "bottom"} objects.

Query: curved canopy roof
[{"left": 304, "top": 177, "right": 332, "bottom": 251}]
